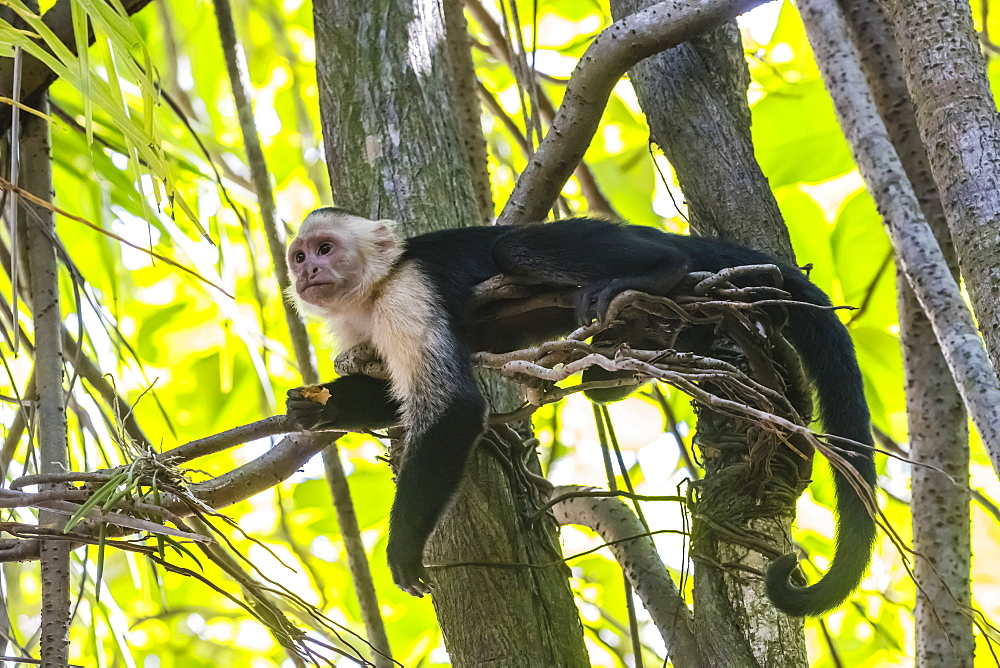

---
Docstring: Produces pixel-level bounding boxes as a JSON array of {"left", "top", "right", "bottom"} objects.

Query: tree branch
[
  {"left": 0, "top": 430, "right": 340, "bottom": 562},
  {"left": 158, "top": 415, "right": 294, "bottom": 465},
  {"left": 837, "top": 0, "right": 973, "bottom": 661},
  {"left": 497, "top": 0, "right": 766, "bottom": 225},
  {"left": 214, "top": 0, "right": 392, "bottom": 662},
  {"left": 551, "top": 485, "right": 704, "bottom": 667},
  {"left": 20, "top": 65, "right": 71, "bottom": 663}
]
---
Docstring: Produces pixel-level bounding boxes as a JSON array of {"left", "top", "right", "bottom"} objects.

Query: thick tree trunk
[
  {"left": 311, "top": 1, "right": 589, "bottom": 665},
  {"left": 879, "top": 0, "right": 1000, "bottom": 376},
  {"left": 313, "top": 0, "right": 482, "bottom": 229},
  {"left": 609, "top": 2, "right": 808, "bottom": 664},
  {"left": 840, "top": 1, "right": 973, "bottom": 664}
]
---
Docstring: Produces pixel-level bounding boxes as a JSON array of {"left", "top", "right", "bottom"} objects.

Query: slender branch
[
  {"left": 158, "top": 416, "right": 293, "bottom": 465},
  {"left": 165, "top": 432, "right": 342, "bottom": 521},
  {"left": 258, "top": 6, "right": 333, "bottom": 202},
  {"left": 477, "top": 82, "right": 532, "bottom": 155},
  {"left": 212, "top": 0, "right": 315, "bottom": 380},
  {"left": 0, "top": 430, "right": 341, "bottom": 564},
  {"left": 7, "top": 416, "right": 334, "bottom": 493},
  {"left": 497, "top": 0, "right": 765, "bottom": 225},
  {"left": 20, "top": 70, "right": 71, "bottom": 664},
  {"left": 213, "top": 2, "right": 391, "bottom": 661},
  {"left": 466, "top": 1, "right": 616, "bottom": 215},
  {"left": 321, "top": 453, "right": 394, "bottom": 668},
  {"left": 551, "top": 484, "right": 704, "bottom": 667},
  {"left": 972, "top": 490, "right": 1000, "bottom": 524},
  {"left": 0, "top": 178, "right": 233, "bottom": 297}
]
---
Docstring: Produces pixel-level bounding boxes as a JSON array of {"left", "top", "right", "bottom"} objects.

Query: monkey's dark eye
[
  {"left": 294, "top": 251, "right": 305, "bottom": 263},
  {"left": 318, "top": 242, "right": 334, "bottom": 255}
]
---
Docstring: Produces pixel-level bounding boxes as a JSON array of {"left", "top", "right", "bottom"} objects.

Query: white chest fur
[
  {"left": 369, "top": 262, "right": 443, "bottom": 402},
  {"left": 323, "top": 261, "right": 450, "bottom": 428},
  {"left": 328, "top": 305, "right": 376, "bottom": 350}
]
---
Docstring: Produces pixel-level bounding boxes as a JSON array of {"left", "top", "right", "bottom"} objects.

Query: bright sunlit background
[{"left": 2, "top": 0, "right": 999, "bottom": 665}]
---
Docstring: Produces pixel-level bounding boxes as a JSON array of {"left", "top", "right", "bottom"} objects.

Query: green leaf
[
  {"left": 752, "top": 80, "right": 855, "bottom": 188},
  {"left": 832, "top": 189, "right": 893, "bottom": 308}
]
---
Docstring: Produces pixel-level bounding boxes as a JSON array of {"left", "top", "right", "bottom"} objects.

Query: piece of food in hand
[{"left": 299, "top": 386, "right": 331, "bottom": 405}]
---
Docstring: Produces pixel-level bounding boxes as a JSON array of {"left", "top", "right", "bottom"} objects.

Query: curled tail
[{"left": 764, "top": 271, "right": 877, "bottom": 616}]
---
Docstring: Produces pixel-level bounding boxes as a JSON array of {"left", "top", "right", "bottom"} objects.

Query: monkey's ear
[{"left": 373, "top": 219, "right": 400, "bottom": 251}]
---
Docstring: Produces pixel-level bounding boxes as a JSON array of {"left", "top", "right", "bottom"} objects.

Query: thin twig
[{"left": 213, "top": 0, "right": 391, "bottom": 660}]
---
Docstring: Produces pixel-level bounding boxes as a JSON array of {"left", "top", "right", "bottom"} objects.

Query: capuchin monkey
[{"left": 284, "top": 207, "right": 876, "bottom": 617}]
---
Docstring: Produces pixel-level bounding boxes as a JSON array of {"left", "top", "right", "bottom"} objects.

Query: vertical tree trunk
[
  {"left": 312, "top": 1, "right": 589, "bottom": 664},
  {"left": 610, "top": 2, "right": 808, "bottom": 664},
  {"left": 841, "top": 1, "right": 973, "bottom": 663},
  {"left": 879, "top": 0, "right": 1000, "bottom": 375},
  {"left": 903, "top": 270, "right": 973, "bottom": 668},
  {"left": 213, "top": 2, "right": 393, "bottom": 662},
  {"left": 21, "top": 91, "right": 72, "bottom": 665}
]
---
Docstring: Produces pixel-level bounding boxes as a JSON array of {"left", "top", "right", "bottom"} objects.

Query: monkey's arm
[
  {"left": 286, "top": 374, "right": 401, "bottom": 431},
  {"left": 386, "top": 388, "right": 486, "bottom": 595}
]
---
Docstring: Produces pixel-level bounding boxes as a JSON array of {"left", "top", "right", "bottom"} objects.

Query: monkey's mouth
[{"left": 299, "top": 282, "right": 339, "bottom": 302}]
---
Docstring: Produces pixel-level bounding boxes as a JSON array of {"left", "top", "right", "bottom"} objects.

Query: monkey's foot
[{"left": 575, "top": 280, "right": 613, "bottom": 326}]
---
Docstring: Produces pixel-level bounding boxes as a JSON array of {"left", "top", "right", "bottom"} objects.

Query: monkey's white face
[
  {"left": 287, "top": 228, "right": 365, "bottom": 309},
  {"left": 286, "top": 210, "right": 402, "bottom": 317}
]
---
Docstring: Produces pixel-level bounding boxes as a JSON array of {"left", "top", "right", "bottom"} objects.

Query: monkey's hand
[
  {"left": 387, "top": 538, "right": 433, "bottom": 597},
  {"left": 286, "top": 385, "right": 338, "bottom": 431},
  {"left": 286, "top": 376, "right": 400, "bottom": 432}
]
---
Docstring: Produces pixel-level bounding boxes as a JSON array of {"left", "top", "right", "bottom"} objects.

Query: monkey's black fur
[{"left": 287, "top": 217, "right": 876, "bottom": 615}]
